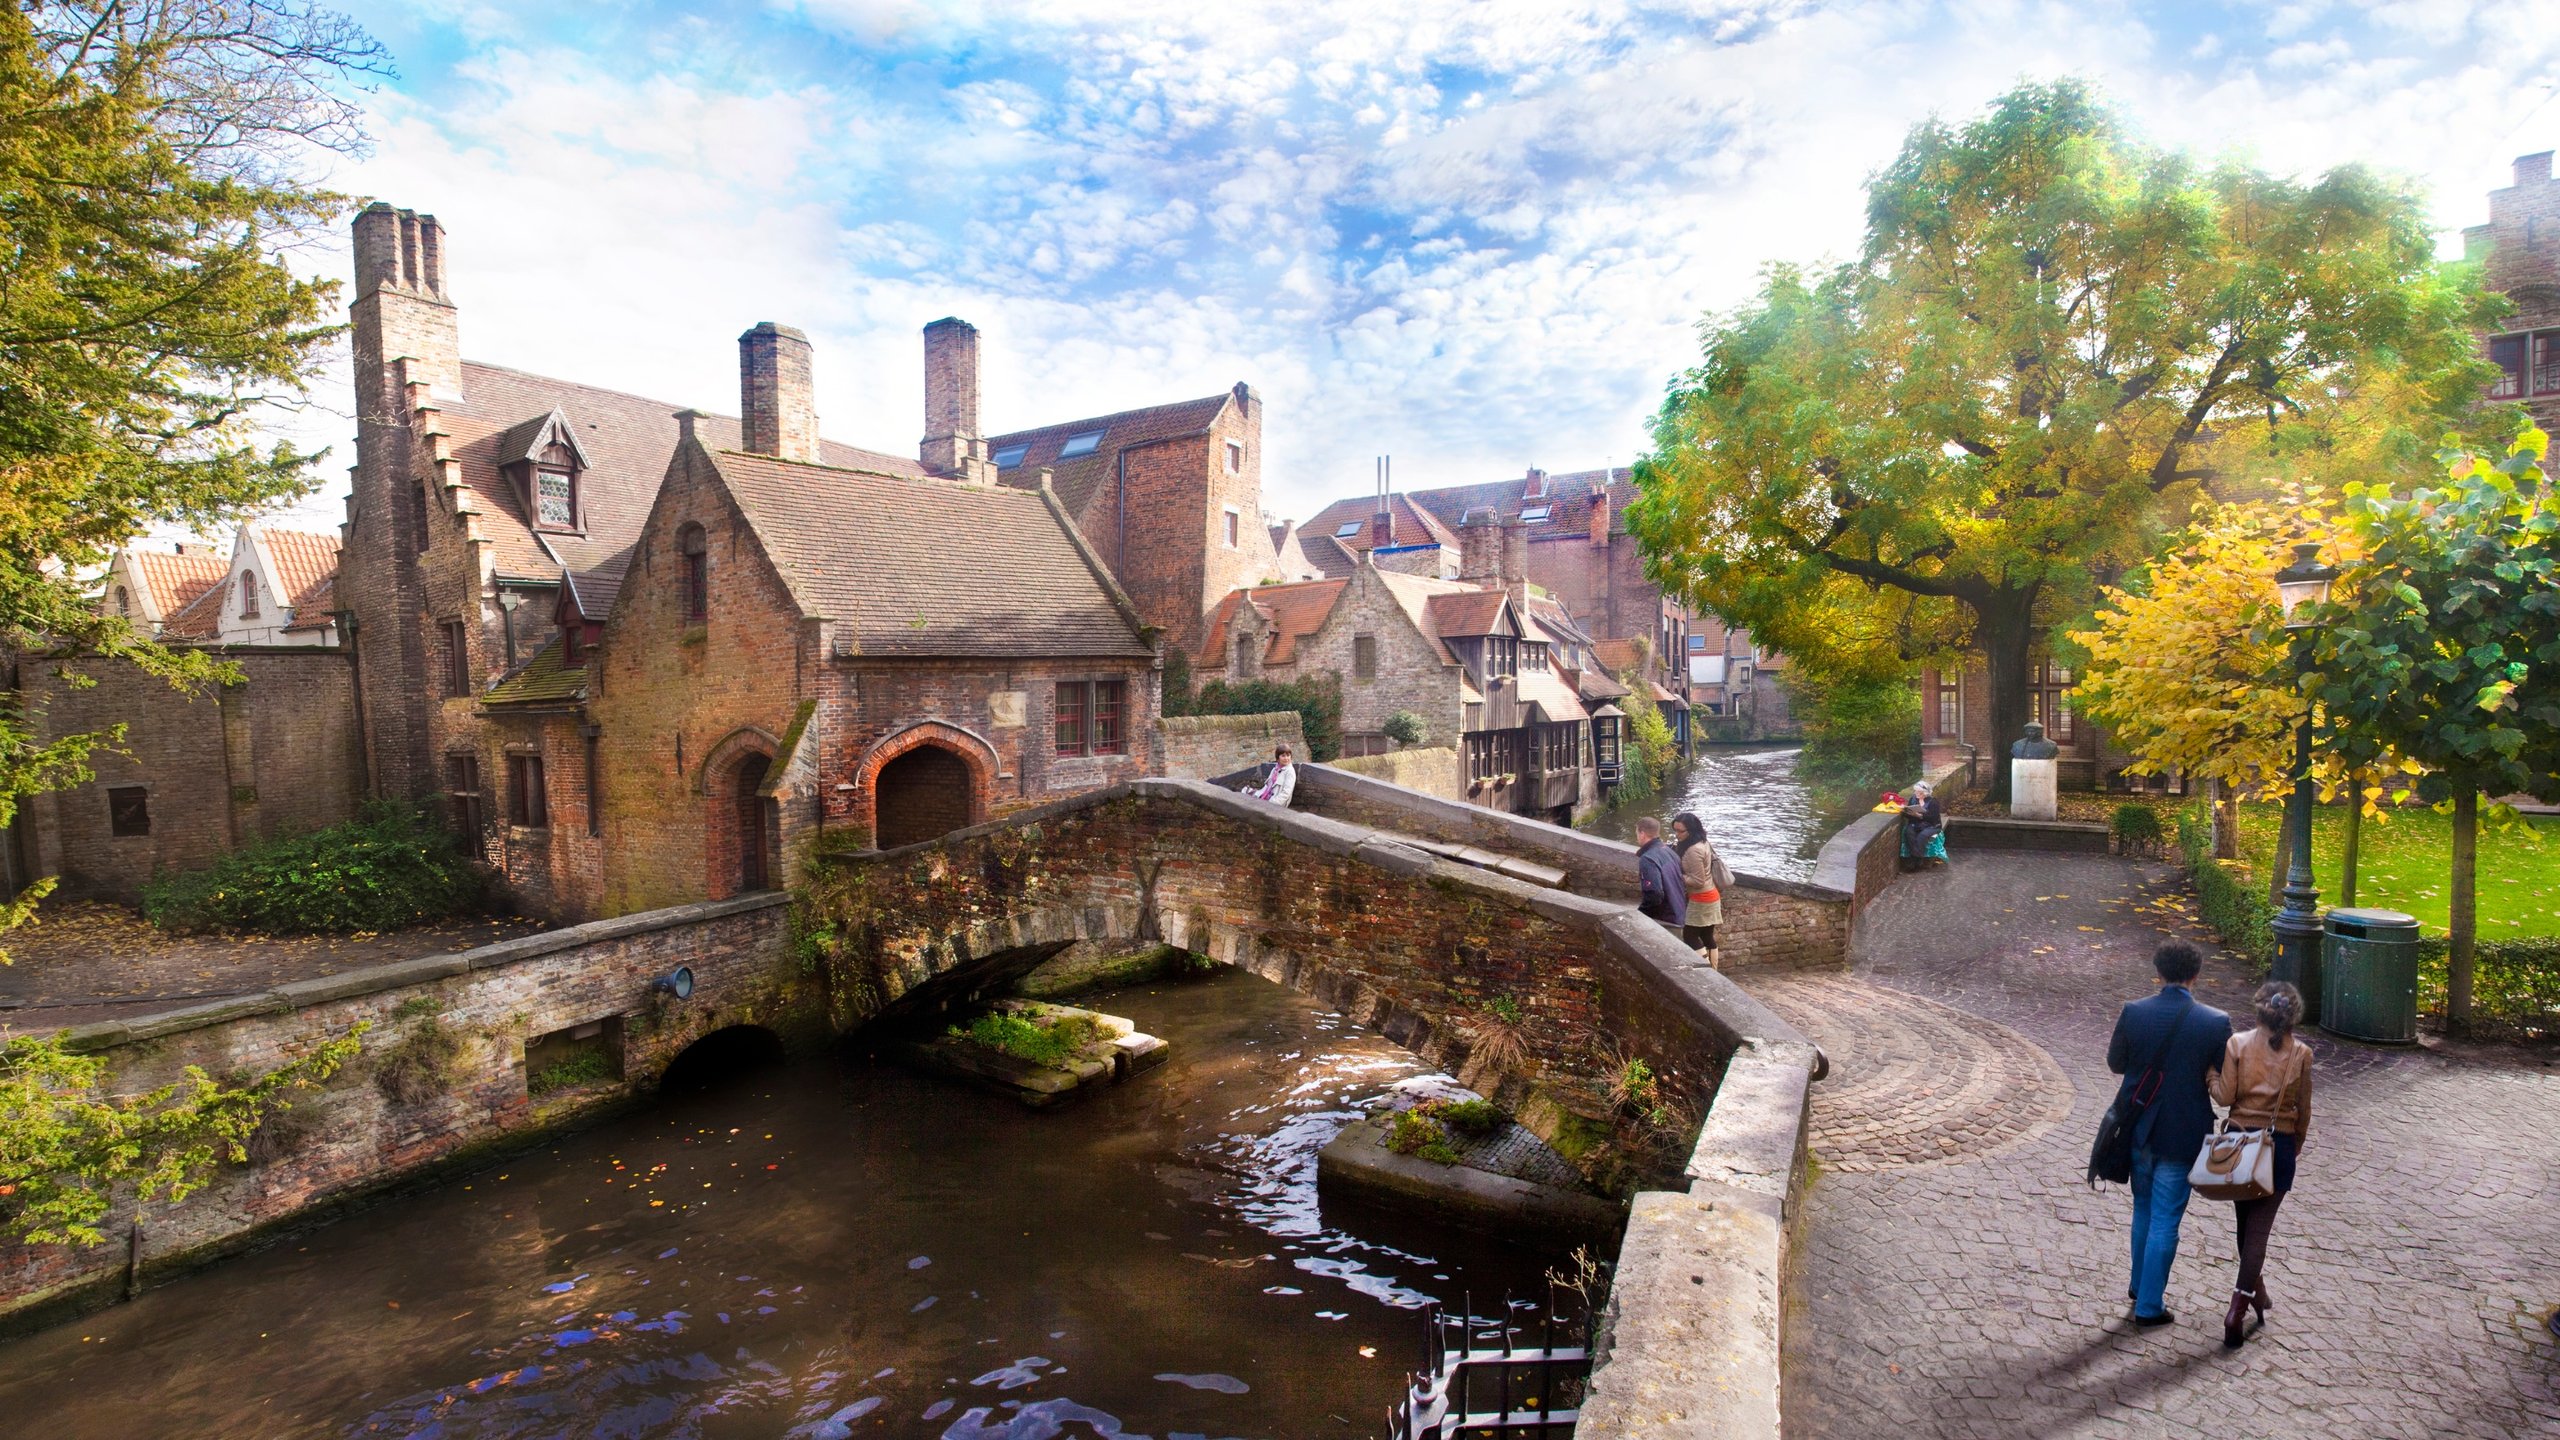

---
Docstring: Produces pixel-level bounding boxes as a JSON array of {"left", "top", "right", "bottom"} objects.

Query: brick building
[
  {"left": 338, "top": 204, "right": 1158, "bottom": 922},
  {"left": 2469, "top": 151, "right": 2560, "bottom": 434},
  {"left": 1291, "top": 466, "right": 1775, "bottom": 744},
  {"left": 1200, "top": 510, "right": 1614, "bottom": 824}
]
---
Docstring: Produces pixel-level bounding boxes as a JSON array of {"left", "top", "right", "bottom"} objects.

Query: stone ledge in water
[
  {"left": 887, "top": 1000, "right": 1166, "bottom": 1108},
  {"left": 1318, "top": 1111, "right": 1624, "bottom": 1244}
]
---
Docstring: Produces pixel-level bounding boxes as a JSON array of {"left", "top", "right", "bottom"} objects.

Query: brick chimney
[
  {"left": 351, "top": 203, "right": 459, "bottom": 401},
  {"left": 738, "top": 322, "right": 819, "bottom": 462},
  {"left": 1588, "top": 479, "right": 1612, "bottom": 548},
  {"left": 1460, "top": 506, "right": 1500, "bottom": 586},
  {"left": 1500, "top": 514, "right": 1528, "bottom": 615},
  {"left": 2520, "top": 152, "right": 2554, "bottom": 188},
  {"left": 921, "top": 317, "right": 990, "bottom": 480},
  {"left": 1523, "top": 467, "right": 1546, "bottom": 500},
  {"left": 1370, "top": 500, "right": 1394, "bottom": 548}
]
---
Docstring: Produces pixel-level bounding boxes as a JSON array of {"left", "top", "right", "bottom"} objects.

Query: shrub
[
  {"left": 1386, "top": 1107, "right": 1460, "bottom": 1164},
  {"left": 2176, "top": 801, "right": 2275, "bottom": 970},
  {"left": 373, "top": 1008, "right": 468, "bottom": 1107},
  {"left": 529, "top": 1048, "right": 615, "bottom": 1095},
  {"left": 1438, "top": 1098, "right": 1503, "bottom": 1136},
  {"left": 1383, "top": 710, "right": 1429, "bottom": 747},
  {"left": 953, "top": 1011, "right": 1102, "bottom": 1068},
  {"left": 2415, "top": 936, "right": 2560, "bottom": 1042},
  {"left": 1167, "top": 669, "right": 1344, "bottom": 761},
  {"left": 143, "top": 801, "right": 484, "bottom": 935},
  {"left": 2113, "top": 804, "right": 2166, "bottom": 854}
]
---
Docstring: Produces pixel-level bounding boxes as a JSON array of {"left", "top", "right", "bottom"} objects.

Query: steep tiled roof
[
  {"left": 706, "top": 450, "right": 1150, "bottom": 658},
  {"left": 1516, "top": 666, "right": 1591, "bottom": 724},
  {"left": 1592, "top": 638, "right": 1652, "bottom": 688},
  {"left": 1371, "top": 569, "right": 1482, "bottom": 665},
  {"left": 1296, "top": 530, "right": 1358, "bottom": 578},
  {"left": 256, "top": 527, "right": 341, "bottom": 618},
  {"left": 1295, "top": 492, "right": 1461, "bottom": 560},
  {"left": 562, "top": 553, "right": 630, "bottom": 623},
  {"left": 1401, "top": 467, "right": 1634, "bottom": 541},
  {"left": 1197, "top": 579, "right": 1348, "bottom": 668},
  {"left": 481, "top": 637, "right": 587, "bottom": 706},
  {"left": 160, "top": 581, "right": 222, "bottom": 639},
  {"left": 985, "top": 392, "right": 1234, "bottom": 518},
  {"left": 128, "top": 550, "right": 225, "bottom": 620},
  {"left": 1423, "top": 590, "right": 1508, "bottom": 640},
  {"left": 443, "top": 360, "right": 927, "bottom": 581},
  {"left": 282, "top": 571, "right": 337, "bottom": 632}
]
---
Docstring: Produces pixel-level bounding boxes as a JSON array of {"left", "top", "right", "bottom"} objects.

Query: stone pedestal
[{"left": 2010, "top": 758, "right": 2059, "bottom": 821}]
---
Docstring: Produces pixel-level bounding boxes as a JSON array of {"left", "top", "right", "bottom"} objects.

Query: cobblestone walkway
[{"left": 1765, "top": 855, "right": 2560, "bottom": 1439}]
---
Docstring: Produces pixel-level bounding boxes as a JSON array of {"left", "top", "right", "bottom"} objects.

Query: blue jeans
[{"left": 2128, "top": 1146, "right": 2193, "bottom": 1318}]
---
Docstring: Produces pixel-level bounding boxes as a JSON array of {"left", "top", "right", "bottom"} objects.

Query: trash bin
[{"left": 2321, "top": 908, "right": 2421, "bottom": 1044}]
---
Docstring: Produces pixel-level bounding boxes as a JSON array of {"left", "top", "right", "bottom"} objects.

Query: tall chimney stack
[
  {"left": 1460, "top": 506, "right": 1501, "bottom": 586},
  {"left": 1500, "top": 513, "right": 1528, "bottom": 614},
  {"left": 1588, "top": 477, "right": 1613, "bottom": 548},
  {"left": 351, "top": 203, "right": 459, "bottom": 400},
  {"left": 921, "top": 317, "right": 990, "bottom": 480},
  {"left": 738, "top": 322, "right": 819, "bottom": 462}
]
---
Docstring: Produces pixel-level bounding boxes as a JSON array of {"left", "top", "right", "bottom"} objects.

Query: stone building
[
  {"left": 1295, "top": 467, "right": 1737, "bottom": 744},
  {"left": 2468, "top": 150, "right": 2560, "bottom": 434},
  {"left": 337, "top": 204, "right": 1159, "bottom": 923},
  {"left": 1200, "top": 513, "right": 1609, "bottom": 824}
]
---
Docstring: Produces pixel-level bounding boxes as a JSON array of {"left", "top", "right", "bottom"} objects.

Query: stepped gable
[
  {"left": 984, "top": 393, "right": 1232, "bottom": 516},
  {"left": 703, "top": 449, "right": 1152, "bottom": 659},
  {"left": 444, "top": 360, "right": 927, "bottom": 581}
]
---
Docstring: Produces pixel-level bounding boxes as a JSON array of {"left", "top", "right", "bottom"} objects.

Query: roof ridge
[{"left": 986, "top": 390, "right": 1230, "bottom": 444}]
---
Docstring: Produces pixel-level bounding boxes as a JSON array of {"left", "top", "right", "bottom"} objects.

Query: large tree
[
  {"left": 0, "top": 3, "right": 383, "bottom": 952},
  {"left": 1628, "top": 81, "right": 2500, "bottom": 800}
]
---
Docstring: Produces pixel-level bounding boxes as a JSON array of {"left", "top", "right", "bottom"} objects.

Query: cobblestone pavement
[
  {"left": 1764, "top": 855, "right": 2560, "bottom": 1439},
  {"left": 0, "top": 901, "right": 546, "bottom": 1033}
]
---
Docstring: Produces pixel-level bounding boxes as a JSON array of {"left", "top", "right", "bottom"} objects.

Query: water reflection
[
  {"left": 1583, "top": 744, "right": 1871, "bottom": 880},
  {"left": 0, "top": 969, "right": 1564, "bottom": 1439}
]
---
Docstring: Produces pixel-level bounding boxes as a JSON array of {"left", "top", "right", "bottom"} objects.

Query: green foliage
[
  {"left": 1785, "top": 669, "right": 1921, "bottom": 803},
  {"left": 529, "top": 1048, "right": 614, "bottom": 1095},
  {"left": 1173, "top": 674, "right": 1343, "bottom": 761},
  {"left": 2113, "top": 804, "right": 2166, "bottom": 853},
  {"left": 142, "top": 802, "right": 485, "bottom": 935},
  {"left": 1615, "top": 695, "right": 1680, "bottom": 803},
  {"left": 1482, "top": 995, "right": 1523, "bottom": 1026},
  {"left": 2177, "top": 802, "right": 2276, "bottom": 969},
  {"left": 952, "top": 1011, "right": 1103, "bottom": 1069},
  {"left": 373, "top": 1010, "right": 468, "bottom": 1107},
  {"left": 0, "top": 1023, "right": 365, "bottom": 1246},
  {"left": 1611, "top": 1057, "right": 1657, "bottom": 1111},
  {"left": 1438, "top": 1098, "right": 1503, "bottom": 1136},
  {"left": 2414, "top": 936, "right": 2560, "bottom": 1042},
  {"left": 1385, "top": 1107, "right": 1460, "bottom": 1165},
  {"left": 1383, "top": 710, "right": 1429, "bottom": 747},
  {"left": 1628, "top": 80, "right": 2502, "bottom": 802},
  {"left": 0, "top": 6, "right": 387, "bottom": 962}
]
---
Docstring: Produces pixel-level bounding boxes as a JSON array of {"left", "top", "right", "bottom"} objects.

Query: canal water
[
  {"left": 1582, "top": 744, "right": 1874, "bottom": 881},
  {"left": 0, "top": 968, "right": 1571, "bottom": 1439}
]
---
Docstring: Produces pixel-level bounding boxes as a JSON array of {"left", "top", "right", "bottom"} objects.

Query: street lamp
[{"left": 2269, "top": 542, "right": 2337, "bottom": 1013}]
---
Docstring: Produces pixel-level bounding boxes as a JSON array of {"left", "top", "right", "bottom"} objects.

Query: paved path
[{"left": 1758, "top": 855, "right": 2560, "bottom": 1439}]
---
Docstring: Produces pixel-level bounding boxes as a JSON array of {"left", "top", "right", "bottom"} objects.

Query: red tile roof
[
  {"left": 705, "top": 450, "right": 1151, "bottom": 659},
  {"left": 159, "top": 580, "right": 223, "bottom": 639},
  {"left": 1197, "top": 579, "right": 1348, "bottom": 668},
  {"left": 1402, "top": 467, "right": 1633, "bottom": 541},
  {"left": 1294, "top": 492, "right": 1460, "bottom": 564},
  {"left": 128, "top": 550, "right": 226, "bottom": 620},
  {"left": 1422, "top": 589, "right": 1508, "bottom": 639},
  {"left": 985, "top": 392, "right": 1236, "bottom": 518},
  {"left": 256, "top": 527, "right": 341, "bottom": 617}
]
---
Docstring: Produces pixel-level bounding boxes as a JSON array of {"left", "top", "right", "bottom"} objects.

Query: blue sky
[{"left": 266, "top": 0, "right": 2560, "bottom": 528}]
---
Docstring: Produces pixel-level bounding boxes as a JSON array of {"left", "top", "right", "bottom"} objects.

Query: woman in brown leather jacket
[{"left": 2207, "top": 980, "right": 2314, "bottom": 1349}]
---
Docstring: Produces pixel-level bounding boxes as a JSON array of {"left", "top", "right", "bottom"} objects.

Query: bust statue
[{"left": 2010, "top": 721, "right": 2060, "bottom": 760}]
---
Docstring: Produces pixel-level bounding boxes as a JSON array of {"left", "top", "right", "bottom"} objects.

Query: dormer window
[
  {"left": 531, "top": 441, "right": 579, "bottom": 529},
  {"left": 498, "top": 411, "right": 592, "bottom": 533}
]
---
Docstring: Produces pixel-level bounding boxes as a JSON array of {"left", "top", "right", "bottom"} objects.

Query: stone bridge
[{"left": 1, "top": 768, "right": 1886, "bottom": 1437}]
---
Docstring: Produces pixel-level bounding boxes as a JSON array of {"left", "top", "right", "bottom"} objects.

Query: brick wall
[
  {"left": 2472, "top": 152, "right": 2560, "bottom": 434},
  {"left": 1250, "top": 562, "right": 1467, "bottom": 747},
  {"left": 20, "top": 649, "right": 364, "bottom": 902},
  {"left": 1154, "top": 711, "right": 1306, "bottom": 780},
  {"left": 1324, "top": 747, "right": 1462, "bottom": 799},
  {"left": 0, "top": 892, "right": 811, "bottom": 1328}
]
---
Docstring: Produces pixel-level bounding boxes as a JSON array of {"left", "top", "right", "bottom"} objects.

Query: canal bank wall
[{"left": 0, "top": 893, "right": 815, "bottom": 1334}]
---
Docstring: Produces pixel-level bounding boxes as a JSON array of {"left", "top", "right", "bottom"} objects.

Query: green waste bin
[{"left": 2321, "top": 908, "right": 2420, "bottom": 1044}]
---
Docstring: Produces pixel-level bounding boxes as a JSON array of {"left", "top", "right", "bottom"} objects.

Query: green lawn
[{"left": 2233, "top": 804, "right": 2560, "bottom": 938}]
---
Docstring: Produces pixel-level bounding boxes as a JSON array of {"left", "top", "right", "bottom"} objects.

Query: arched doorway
[
  {"left": 874, "top": 744, "right": 973, "bottom": 849},
  {"left": 733, "top": 754, "right": 772, "bottom": 892}
]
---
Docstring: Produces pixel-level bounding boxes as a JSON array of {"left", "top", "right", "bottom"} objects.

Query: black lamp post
[{"left": 2269, "top": 542, "right": 2337, "bottom": 1012}]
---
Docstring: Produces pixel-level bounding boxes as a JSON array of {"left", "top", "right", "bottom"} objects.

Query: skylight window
[
  {"left": 1334, "top": 521, "right": 1365, "bottom": 538},
  {"left": 992, "top": 443, "right": 1030, "bottom": 468},
  {"left": 1058, "top": 431, "right": 1105, "bottom": 459},
  {"left": 1519, "top": 504, "right": 1553, "bottom": 522}
]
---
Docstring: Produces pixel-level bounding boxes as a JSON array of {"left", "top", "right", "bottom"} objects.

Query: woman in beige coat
[
  {"left": 2207, "top": 980, "right": 2314, "bottom": 1350},
  {"left": 1671, "top": 812, "right": 1725, "bottom": 966}
]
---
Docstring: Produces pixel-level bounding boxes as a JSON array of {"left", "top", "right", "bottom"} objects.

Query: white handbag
[{"left": 2188, "top": 1121, "right": 2276, "bottom": 1201}]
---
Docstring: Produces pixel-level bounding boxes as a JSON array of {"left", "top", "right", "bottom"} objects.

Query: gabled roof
[
  {"left": 562, "top": 554, "right": 630, "bottom": 623},
  {"left": 1197, "top": 579, "right": 1348, "bottom": 668},
  {"left": 1295, "top": 492, "right": 1461, "bottom": 560},
  {"left": 255, "top": 527, "right": 342, "bottom": 617},
  {"left": 1423, "top": 589, "right": 1509, "bottom": 640},
  {"left": 704, "top": 449, "right": 1151, "bottom": 658},
  {"left": 1295, "top": 530, "right": 1359, "bottom": 578},
  {"left": 491, "top": 407, "right": 594, "bottom": 471},
  {"left": 1371, "top": 569, "right": 1484, "bottom": 665},
  {"left": 282, "top": 571, "right": 337, "bottom": 632},
  {"left": 160, "top": 580, "right": 223, "bottom": 639},
  {"left": 985, "top": 391, "right": 1234, "bottom": 518},
  {"left": 443, "top": 360, "right": 927, "bottom": 581},
  {"left": 481, "top": 636, "right": 587, "bottom": 707},
  {"left": 126, "top": 550, "right": 225, "bottom": 620},
  {"left": 1402, "top": 467, "right": 1634, "bottom": 541},
  {"left": 1593, "top": 638, "right": 1648, "bottom": 678}
]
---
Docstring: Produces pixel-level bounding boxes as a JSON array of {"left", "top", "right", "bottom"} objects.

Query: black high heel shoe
[{"left": 2223, "top": 1289, "right": 2252, "bottom": 1349}]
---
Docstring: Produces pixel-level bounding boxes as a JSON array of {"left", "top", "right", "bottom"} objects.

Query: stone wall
[
  {"left": 0, "top": 893, "right": 811, "bottom": 1331},
  {"left": 1152, "top": 711, "right": 1305, "bottom": 781},
  {"left": 18, "top": 648, "right": 365, "bottom": 902},
  {"left": 1324, "top": 746, "right": 1462, "bottom": 799}
]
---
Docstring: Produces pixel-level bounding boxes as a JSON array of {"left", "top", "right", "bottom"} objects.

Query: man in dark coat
[
  {"left": 1633, "top": 817, "right": 1687, "bottom": 930},
  {"left": 2106, "top": 941, "right": 2232, "bottom": 1327}
]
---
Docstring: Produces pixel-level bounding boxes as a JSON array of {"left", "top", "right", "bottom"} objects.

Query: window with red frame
[
  {"left": 1055, "top": 681, "right": 1086, "bottom": 755},
  {"left": 1055, "top": 679, "right": 1127, "bottom": 757}
]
